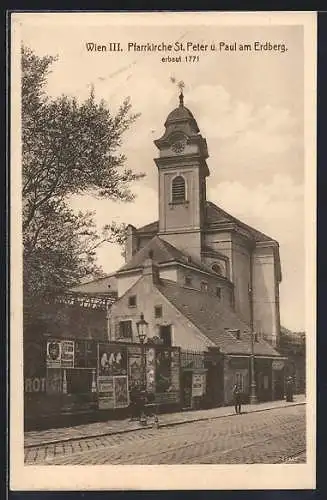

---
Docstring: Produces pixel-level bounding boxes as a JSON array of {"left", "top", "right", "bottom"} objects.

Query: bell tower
[{"left": 154, "top": 90, "right": 210, "bottom": 261}]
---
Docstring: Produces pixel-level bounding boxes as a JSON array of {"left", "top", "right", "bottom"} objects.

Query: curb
[{"left": 24, "top": 400, "right": 305, "bottom": 449}]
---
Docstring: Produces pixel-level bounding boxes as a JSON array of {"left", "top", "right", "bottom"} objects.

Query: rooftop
[
  {"left": 136, "top": 201, "right": 276, "bottom": 244},
  {"left": 157, "top": 279, "right": 281, "bottom": 357}
]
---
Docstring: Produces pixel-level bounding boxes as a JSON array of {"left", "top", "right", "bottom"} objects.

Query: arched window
[
  {"left": 171, "top": 175, "right": 186, "bottom": 204},
  {"left": 212, "top": 263, "right": 223, "bottom": 275}
]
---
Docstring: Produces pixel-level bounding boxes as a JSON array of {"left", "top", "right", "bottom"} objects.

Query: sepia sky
[{"left": 20, "top": 16, "right": 306, "bottom": 331}]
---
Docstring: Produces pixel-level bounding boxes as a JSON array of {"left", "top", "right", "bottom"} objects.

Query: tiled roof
[
  {"left": 118, "top": 236, "right": 196, "bottom": 272},
  {"left": 118, "top": 236, "right": 231, "bottom": 280},
  {"left": 136, "top": 221, "right": 159, "bottom": 234},
  {"left": 136, "top": 201, "right": 275, "bottom": 243},
  {"left": 205, "top": 201, "right": 274, "bottom": 243},
  {"left": 156, "top": 280, "right": 281, "bottom": 357}
]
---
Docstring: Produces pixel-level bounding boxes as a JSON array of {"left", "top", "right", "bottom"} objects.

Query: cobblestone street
[{"left": 25, "top": 402, "right": 306, "bottom": 465}]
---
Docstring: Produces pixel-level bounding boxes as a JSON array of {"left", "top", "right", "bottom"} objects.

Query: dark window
[
  {"left": 119, "top": 320, "right": 133, "bottom": 338},
  {"left": 155, "top": 305, "right": 163, "bottom": 318},
  {"left": 172, "top": 176, "right": 186, "bottom": 204},
  {"left": 212, "top": 263, "right": 223, "bottom": 275},
  {"left": 200, "top": 281, "right": 208, "bottom": 292},
  {"left": 128, "top": 295, "right": 136, "bottom": 307},
  {"left": 216, "top": 287, "right": 221, "bottom": 299},
  {"left": 160, "top": 325, "right": 172, "bottom": 346},
  {"left": 185, "top": 275, "right": 192, "bottom": 286},
  {"left": 235, "top": 372, "right": 244, "bottom": 391}
]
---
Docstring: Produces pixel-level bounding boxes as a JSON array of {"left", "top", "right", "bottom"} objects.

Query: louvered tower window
[{"left": 172, "top": 175, "right": 186, "bottom": 204}]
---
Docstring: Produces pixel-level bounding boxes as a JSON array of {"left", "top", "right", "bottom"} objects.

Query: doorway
[{"left": 160, "top": 325, "right": 172, "bottom": 346}]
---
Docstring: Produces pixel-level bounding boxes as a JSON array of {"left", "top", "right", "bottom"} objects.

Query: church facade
[
  {"left": 107, "top": 92, "right": 286, "bottom": 406},
  {"left": 121, "top": 93, "right": 282, "bottom": 348}
]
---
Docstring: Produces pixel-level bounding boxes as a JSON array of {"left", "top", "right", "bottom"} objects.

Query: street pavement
[{"left": 24, "top": 397, "right": 306, "bottom": 465}]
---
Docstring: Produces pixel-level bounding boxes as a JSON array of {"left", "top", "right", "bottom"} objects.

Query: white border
[{"left": 10, "top": 11, "right": 316, "bottom": 491}]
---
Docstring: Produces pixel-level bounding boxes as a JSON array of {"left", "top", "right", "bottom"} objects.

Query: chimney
[
  {"left": 125, "top": 224, "right": 138, "bottom": 262},
  {"left": 143, "top": 250, "right": 160, "bottom": 284}
]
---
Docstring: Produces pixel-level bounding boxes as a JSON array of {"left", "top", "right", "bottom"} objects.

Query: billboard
[
  {"left": 61, "top": 340, "right": 74, "bottom": 368},
  {"left": 46, "top": 340, "right": 62, "bottom": 368},
  {"left": 98, "top": 344, "right": 127, "bottom": 377},
  {"left": 114, "top": 376, "right": 129, "bottom": 408},
  {"left": 98, "top": 376, "right": 114, "bottom": 409}
]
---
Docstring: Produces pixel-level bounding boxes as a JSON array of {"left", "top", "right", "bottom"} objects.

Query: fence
[{"left": 180, "top": 350, "right": 205, "bottom": 370}]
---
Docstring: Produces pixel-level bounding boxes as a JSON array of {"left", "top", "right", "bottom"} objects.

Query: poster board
[
  {"left": 46, "top": 340, "right": 62, "bottom": 368},
  {"left": 146, "top": 347, "right": 156, "bottom": 392},
  {"left": 61, "top": 340, "right": 74, "bottom": 368},
  {"left": 128, "top": 345, "right": 143, "bottom": 389},
  {"left": 113, "top": 376, "right": 129, "bottom": 408},
  {"left": 192, "top": 372, "right": 206, "bottom": 397},
  {"left": 97, "top": 376, "right": 114, "bottom": 409},
  {"left": 98, "top": 343, "right": 127, "bottom": 377}
]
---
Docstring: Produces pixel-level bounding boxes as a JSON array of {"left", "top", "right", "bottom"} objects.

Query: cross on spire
[
  {"left": 170, "top": 77, "right": 185, "bottom": 106},
  {"left": 178, "top": 81, "right": 185, "bottom": 106}
]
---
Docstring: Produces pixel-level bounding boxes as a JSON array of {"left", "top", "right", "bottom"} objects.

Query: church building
[
  {"left": 65, "top": 92, "right": 287, "bottom": 408},
  {"left": 104, "top": 91, "right": 286, "bottom": 405}
]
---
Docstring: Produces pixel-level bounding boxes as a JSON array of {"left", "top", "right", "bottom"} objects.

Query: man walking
[
  {"left": 285, "top": 376, "right": 294, "bottom": 402},
  {"left": 233, "top": 383, "right": 242, "bottom": 414}
]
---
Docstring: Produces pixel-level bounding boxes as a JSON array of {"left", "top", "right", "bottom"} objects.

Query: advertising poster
[
  {"left": 98, "top": 376, "right": 114, "bottom": 409},
  {"left": 61, "top": 340, "right": 74, "bottom": 368},
  {"left": 98, "top": 344, "right": 127, "bottom": 376},
  {"left": 192, "top": 373, "right": 206, "bottom": 397},
  {"left": 171, "top": 349, "right": 180, "bottom": 393},
  {"left": 113, "top": 376, "right": 129, "bottom": 408},
  {"left": 146, "top": 347, "right": 156, "bottom": 392},
  {"left": 46, "top": 340, "right": 61, "bottom": 368},
  {"left": 155, "top": 349, "right": 172, "bottom": 393},
  {"left": 46, "top": 368, "right": 62, "bottom": 394},
  {"left": 128, "top": 354, "right": 143, "bottom": 388}
]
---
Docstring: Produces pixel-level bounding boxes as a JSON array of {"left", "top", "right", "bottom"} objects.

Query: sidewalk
[{"left": 25, "top": 394, "right": 305, "bottom": 448}]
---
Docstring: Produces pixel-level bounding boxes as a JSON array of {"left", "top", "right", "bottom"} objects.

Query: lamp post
[
  {"left": 248, "top": 284, "right": 258, "bottom": 404},
  {"left": 136, "top": 313, "right": 148, "bottom": 390}
]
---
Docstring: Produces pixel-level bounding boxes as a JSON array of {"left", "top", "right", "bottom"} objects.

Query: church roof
[
  {"left": 156, "top": 280, "right": 281, "bottom": 357},
  {"left": 117, "top": 235, "right": 211, "bottom": 274},
  {"left": 136, "top": 220, "right": 159, "bottom": 235},
  {"left": 136, "top": 201, "right": 276, "bottom": 244},
  {"left": 165, "top": 105, "right": 198, "bottom": 127},
  {"left": 205, "top": 202, "right": 275, "bottom": 243}
]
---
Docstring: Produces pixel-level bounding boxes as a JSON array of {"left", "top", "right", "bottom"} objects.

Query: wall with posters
[
  {"left": 25, "top": 337, "right": 182, "bottom": 425},
  {"left": 97, "top": 343, "right": 129, "bottom": 409}
]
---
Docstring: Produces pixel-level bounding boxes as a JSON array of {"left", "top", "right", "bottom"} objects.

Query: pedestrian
[
  {"left": 286, "top": 376, "right": 294, "bottom": 402},
  {"left": 233, "top": 384, "right": 242, "bottom": 414},
  {"left": 129, "top": 385, "right": 141, "bottom": 421}
]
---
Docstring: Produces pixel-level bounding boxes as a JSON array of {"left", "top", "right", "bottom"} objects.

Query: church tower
[{"left": 154, "top": 91, "right": 210, "bottom": 261}]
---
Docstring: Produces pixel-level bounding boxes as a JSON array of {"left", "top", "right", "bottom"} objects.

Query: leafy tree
[{"left": 22, "top": 46, "right": 142, "bottom": 306}]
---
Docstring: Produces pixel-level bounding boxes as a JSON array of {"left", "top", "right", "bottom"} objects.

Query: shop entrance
[{"left": 206, "top": 361, "right": 224, "bottom": 407}]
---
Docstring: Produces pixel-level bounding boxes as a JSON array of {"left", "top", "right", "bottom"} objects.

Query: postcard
[{"left": 10, "top": 11, "right": 316, "bottom": 490}]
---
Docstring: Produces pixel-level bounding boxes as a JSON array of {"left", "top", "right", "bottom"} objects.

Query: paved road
[{"left": 25, "top": 404, "right": 306, "bottom": 465}]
